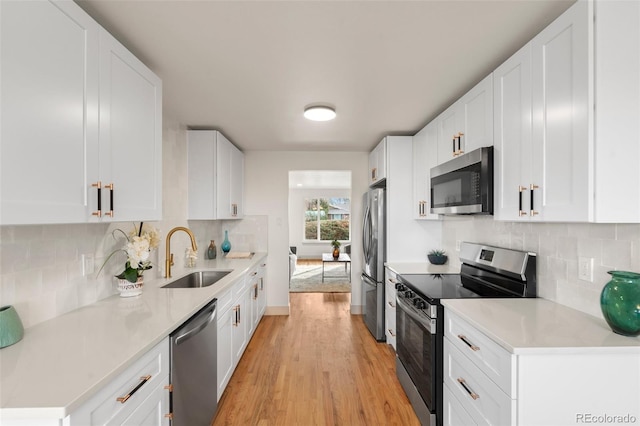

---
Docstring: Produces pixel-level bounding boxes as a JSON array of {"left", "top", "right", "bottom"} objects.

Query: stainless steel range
[{"left": 395, "top": 242, "right": 536, "bottom": 426}]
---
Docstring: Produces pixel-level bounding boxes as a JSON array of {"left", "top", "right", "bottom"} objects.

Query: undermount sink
[{"left": 162, "top": 270, "right": 232, "bottom": 289}]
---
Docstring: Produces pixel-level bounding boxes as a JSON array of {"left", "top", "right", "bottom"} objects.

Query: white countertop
[
  {"left": 442, "top": 298, "right": 640, "bottom": 355},
  {"left": 385, "top": 261, "right": 461, "bottom": 275},
  {"left": 0, "top": 253, "right": 267, "bottom": 420}
]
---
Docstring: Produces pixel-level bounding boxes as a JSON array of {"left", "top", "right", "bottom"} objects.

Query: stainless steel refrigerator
[{"left": 361, "top": 187, "right": 386, "bottom": 341}]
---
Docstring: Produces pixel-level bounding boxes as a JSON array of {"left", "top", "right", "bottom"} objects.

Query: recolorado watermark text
[{"left": 576, "top": 413, "right": 638, "bottom": 424}]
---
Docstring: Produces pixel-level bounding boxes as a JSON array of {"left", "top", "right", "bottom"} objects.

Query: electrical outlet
[
  {"left": 578, "top": 257, "right": 594, "bottom": 282},
  {"left": 82, "top": 254, "right": 95, "bottom": 277}
]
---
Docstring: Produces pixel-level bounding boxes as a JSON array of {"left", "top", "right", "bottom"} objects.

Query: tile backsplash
[{"left": 441, "top": 216, "right": 640, "bottom": 319}]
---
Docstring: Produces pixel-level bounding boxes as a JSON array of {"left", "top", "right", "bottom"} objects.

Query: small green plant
[
  {"left": 428, "top": 249, "right": 446, "bottom": 257},
  {"left": 331, "top": 239, "right": 341, "bottom": 249}
]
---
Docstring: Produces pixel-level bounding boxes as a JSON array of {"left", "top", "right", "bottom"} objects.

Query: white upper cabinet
[
  {"left": 437, "top": 74, "right": 493, "bottom": 164},
  {"left": 0, "top": 0, "right": 99, "bottom": 225},
  {"left": 187, "top": 130, "right": 245, "bottom": 220},
  {"left": 495, "top": 0, "right": 640, "bottom": 222},
  {"left": 368, "top": 138, "right": 387, "bottom": 186},
  {"left": 0, "top": 0, "right": 162, "bottom": 225},
  {"left": 494, "top": 44, "right": 533, "bottom": 221},
  {"left": 530, "top": 0, "right": 590, "bottom": 222},
  {"left": 98, "top": 29, "right": 163, "bottom": 222},
  {"left": 412, "top": 122, "right": 439, "bottom": 220}
]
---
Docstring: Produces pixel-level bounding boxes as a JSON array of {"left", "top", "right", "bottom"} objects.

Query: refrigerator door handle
[{"left": 362, "top": 203, "right": 371, "bottom": 261}]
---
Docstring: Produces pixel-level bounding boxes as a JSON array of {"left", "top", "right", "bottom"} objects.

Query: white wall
[
  {"left": 288, "top": 187, "right": 352, "bottom": 259},
  {"left": 244, "top": 151, "right": 369, "bottom": 314}
]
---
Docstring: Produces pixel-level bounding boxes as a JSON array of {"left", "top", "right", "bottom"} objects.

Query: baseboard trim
[
  {"left": 265, "top": 306, "right": 290, "bottom": 316},
  {"left": 350, "top": 304, "right": 363, "bottom": 315}
]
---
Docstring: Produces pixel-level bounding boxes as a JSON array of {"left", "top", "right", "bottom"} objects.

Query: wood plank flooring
[{"left": 212, "top": 293, "right": 420, "bottom": 426}]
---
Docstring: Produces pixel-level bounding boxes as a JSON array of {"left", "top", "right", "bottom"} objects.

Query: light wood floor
[{"left": 212, "top": 293, "right": 420, "bottom": 426}]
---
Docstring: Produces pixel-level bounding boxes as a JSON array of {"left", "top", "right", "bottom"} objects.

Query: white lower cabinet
[
  {"left": 444, "top": 309, "right": 640, "bottom": 426},
  {"left": 69, "top": 339, "right": 170, "bottom": 425},
  {"left": 384, "top": 268, "right": 397, "bottom": 350},
  {"left": 217, "top": 264, "right": 267, "bottom": 401}
]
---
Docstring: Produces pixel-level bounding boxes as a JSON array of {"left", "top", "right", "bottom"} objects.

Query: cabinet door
[
  {"left": 494, "top": 44, "right": 533, "bottom": 221},
  {"left": 0, "top": 0, "right": 99, "bottom": 224},
  {"left": 461, "top": 74, "right": 493, "bottom": 154},
  {"left": 187, "top": 130, "right": 217, "bottom": 219},
  {"left": 230, "top": 145, "right": 244, "bottom": 218},
  {"left": 531, "top": 0, "right": 591, "bottom": 222},
  {"left": 99, "top": 29, "right": 162, "bottom": 222},
  {"left": 215, "top": 133, "right": 233, "bottom": 219},
  {"left": 217, "top": 306, "right": 234, "bottom": 401},
  {"left": 369, "top": 138, "right": 386, "bottom": 185},
  {"left": 413, "top": 122, "right": 439, "bottom": 220},
  {"left": 437, "top": 104, "right": 461, "bottom": 164},
  {"left": 232, "top": 289, "right": 248, "bottom": 365}
]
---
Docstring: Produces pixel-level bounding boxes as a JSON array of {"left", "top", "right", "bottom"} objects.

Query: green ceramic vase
[
  {"left": 0, "top": 305, "right": 24, "bottom": 348},
  {"left": 600, "top": 271, "right": 640, "bottom": 337}
]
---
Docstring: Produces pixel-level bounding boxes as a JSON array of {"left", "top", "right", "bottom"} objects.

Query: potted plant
[
  {"left": 428, "top": 249, "right": 448, "bottom": 265},
  {"left": 99, "top": 222, "right": 160, "bottom": 297},
  {"left": 331, "top": 239, "right": 341, "bottom": 259}
]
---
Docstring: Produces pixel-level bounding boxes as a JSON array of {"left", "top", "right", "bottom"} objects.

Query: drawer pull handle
[
  {"left": 457, "top": 378, "right": 480, "bottom": 400},
  {"left": 457, "top": 334, "right": 480, "bottom": 351},
  {"left": 388, "top": 328, "right": 396, "bottom": 337},
  {"left": 165, "top": 413, "right": 174, "bottom": 420},
  {"left": 116, "top": 375, "right": 152, "bottom": 403},
  {"left": 388, "top": 301, "right": 395, "bottom": 308}
]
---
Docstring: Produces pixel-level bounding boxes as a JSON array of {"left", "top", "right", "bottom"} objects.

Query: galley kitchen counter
[
  {"left": 0, "top": 252, "right": 267, "bottom": 422},
  {"left": 385, "top": 261, "right": 461, "bottom": 275},
  {"left": 442, "top": 298, "right": 640, "bottom": 354}
]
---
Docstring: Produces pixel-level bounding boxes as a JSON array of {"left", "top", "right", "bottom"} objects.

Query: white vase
[{"left": 117, "top": 276, "right": 144, "bottom": 297}]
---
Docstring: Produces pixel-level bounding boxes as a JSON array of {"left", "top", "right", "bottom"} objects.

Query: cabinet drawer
[
  {"left": 70, "top": 338, "right": 170, "bottom": 425},
  {"left": 444, "top": 339, "right": 515, "bottom": 425},
  {"left": 445, "top": 311, "right": 515, "bottom": 396},
  {"left": 216, "top": 286, "right": 234, "bottom": 314},
  {"left": 443, "top": 383, "right": 477, "bottom": 426}
]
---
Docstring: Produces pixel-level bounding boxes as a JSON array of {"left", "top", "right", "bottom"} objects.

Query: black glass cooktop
[{"left": 398, "top": 273, "right": 481, "bottom": 303}]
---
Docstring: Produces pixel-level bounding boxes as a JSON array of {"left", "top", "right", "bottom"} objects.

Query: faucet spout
[{"left": 165, "top": 226, "right": 198, "bottom": 278}]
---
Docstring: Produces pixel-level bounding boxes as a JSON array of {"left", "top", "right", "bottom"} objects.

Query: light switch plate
[
  {"left": 578, "top": 257, "right": 594, "bottom": 282},
  {"left": 82, "top": 254, "right": 95, "bottom": 276}
]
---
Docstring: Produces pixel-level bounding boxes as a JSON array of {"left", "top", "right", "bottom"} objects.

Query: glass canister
[{"left": 600, "top": 271, "right": 640, "bottom": 336}]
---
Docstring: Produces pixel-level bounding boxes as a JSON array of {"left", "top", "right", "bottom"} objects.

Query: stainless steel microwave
[{"left": 430, "top": 146, "right": 493, "bottom": 215}]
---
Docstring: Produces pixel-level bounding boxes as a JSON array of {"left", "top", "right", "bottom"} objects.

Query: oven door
[{"left": 396, "top": 295, "right": 438, "bottom": 418}]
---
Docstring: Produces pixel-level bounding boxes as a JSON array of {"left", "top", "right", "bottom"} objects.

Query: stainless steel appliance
[
  {"left": 361, "top": 187, "right": 386, "bottom": 341},
  {"left": 395, "top": 242, "right": 536, "bottom": 426},
  {"left": 430, "top": 146, "right": 493, "bottom": 215},
  {"left": 170, "top": 298, "right": 218, "bottom": 425}
]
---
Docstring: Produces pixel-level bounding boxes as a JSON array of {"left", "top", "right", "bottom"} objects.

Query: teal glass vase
[
  {"left": 600, "top": 271, "right": 640, "bottom": 337},
  {"left": 221, "top": 230, "right": 231, "bottom": 254}
]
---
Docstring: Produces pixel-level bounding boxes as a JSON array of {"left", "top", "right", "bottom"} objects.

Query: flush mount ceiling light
[{"left": 304, "top": 105, "right": 336, "bottom": 121}]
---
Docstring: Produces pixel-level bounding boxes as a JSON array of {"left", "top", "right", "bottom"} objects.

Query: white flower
[{"left": 127, "top": 236, "right": 151, "bottom": 267}]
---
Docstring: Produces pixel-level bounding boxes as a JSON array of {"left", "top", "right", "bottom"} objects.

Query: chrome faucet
[{"left": 165, "top": 227, "right": 198, "bottom": 278}]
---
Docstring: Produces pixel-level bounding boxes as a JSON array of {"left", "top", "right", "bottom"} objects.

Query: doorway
[{"left": 288, "top": 170, "right": 352, "bottom": 293}]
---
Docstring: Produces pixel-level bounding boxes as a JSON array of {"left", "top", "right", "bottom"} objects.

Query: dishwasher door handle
[{"left": 174, "top": 304, "right": 217, "bottom": 346}]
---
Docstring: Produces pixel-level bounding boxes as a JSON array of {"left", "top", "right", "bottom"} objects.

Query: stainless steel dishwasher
[{"left": 170, "top": 298, "right": 217, "bottom": 425}]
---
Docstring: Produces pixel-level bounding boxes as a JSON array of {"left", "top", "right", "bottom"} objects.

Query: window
[{"left": 304, "top": 197, "right": 350, "bottom": 242}]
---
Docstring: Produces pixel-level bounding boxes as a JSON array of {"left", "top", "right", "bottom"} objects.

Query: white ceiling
[{"left": 75, "top": 0, "right": 575, "bottom": 153}]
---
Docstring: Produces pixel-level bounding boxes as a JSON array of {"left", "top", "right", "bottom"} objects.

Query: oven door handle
[{"left": 396, "top": 296, "right": 435, "bottom": 334}]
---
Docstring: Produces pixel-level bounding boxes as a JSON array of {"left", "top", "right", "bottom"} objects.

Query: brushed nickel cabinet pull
[
  {"left": 457, "top": 334, "right": 480, "bottom": 351},
  {"left": 457, "top": 377, "right": 480, "bottom": 400},
  {"left": 116, "top": 375, "right": 152, "bottom": 403},
  {"left": 91, "top": 181, "right": 102, "bottom": 217}
]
